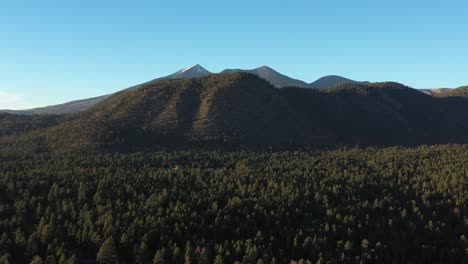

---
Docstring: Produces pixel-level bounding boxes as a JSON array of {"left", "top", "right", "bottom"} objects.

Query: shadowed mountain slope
[
  {"left": 2, "top": 74, "right": 468, "bottom": 154},
  {"left": 0, "top": 73, "right": 311, "bottom": 152}
]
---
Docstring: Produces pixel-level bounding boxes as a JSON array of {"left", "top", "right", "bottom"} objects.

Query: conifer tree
[
  {"left": 29, "top": 256, "right": 43, "bottom": 264},
  {"left": 214, "top": 255, "right": 223, "bottom": 264},
  {"left": 96, "top": 238, "right": 118, "bottom": 264},
  {"left": 153, "top": 249, "right": 165, "bottom": 264}
]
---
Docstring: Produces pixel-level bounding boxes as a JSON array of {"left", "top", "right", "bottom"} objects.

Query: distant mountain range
[
  {"left": 1, "top": 73, "right": 468, "bottom": 154},
  {"left": 0, "top": 64, "right": 463, "bottom": 116},
  {"left": 1, "top": 65, "right": 367, "bottom": 115}
]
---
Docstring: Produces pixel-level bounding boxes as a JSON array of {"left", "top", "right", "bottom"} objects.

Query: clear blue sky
[{"left": 1, "top": 0, "right": 467, "bottom": 109}]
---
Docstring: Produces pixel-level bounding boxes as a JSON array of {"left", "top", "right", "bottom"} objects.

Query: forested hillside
[
  {"left": 2, "top": 73, "right": 468, "bottom": 154},
  {"left": 0, "top": 114, "right": 63, "bottom": 136},
  {"left": 437, "top": 86, "right": 468, "bottom": 98},
  {"left": 0, "top": 146, "right": 466, "bottom": 263}
]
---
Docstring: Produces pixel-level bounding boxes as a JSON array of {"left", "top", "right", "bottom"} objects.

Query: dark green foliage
[
  {"left": 0, "top": 113, "right": 63, "bottom": 136},
  {"left": 29, "top": 256, "right": 42, "bottom": 264},
  {"left": 96, "top": 238, "right": 118, "bottom": 264},
  {"left": 153, "top": 249, "right": 165, "bottom": 264},
  {"left": 67, "top": 255, "right": 78, "bottom": 264},
  {"left": 0, "top": 146, "right": 466, "bottom": 263}
]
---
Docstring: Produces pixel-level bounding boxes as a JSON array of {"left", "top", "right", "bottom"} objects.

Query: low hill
[
  {"left": 419, "top": 88, "right": 451, "bottom": 96},
  {"left": 0, "top": 113, "right": 65, "bottom": 136},
  {"left": 436, "top": 85, "right": 468, "bottom": 97},
  {"left": 309, "top": 75, "right": 368, "bottom": 89}
]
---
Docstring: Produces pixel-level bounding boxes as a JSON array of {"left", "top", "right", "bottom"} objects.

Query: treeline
[{"left": 0, "top": 146, "right": 466, "bottom": 263}]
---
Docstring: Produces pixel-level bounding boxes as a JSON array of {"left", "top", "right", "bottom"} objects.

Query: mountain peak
[
  {"left": 180, "top": 64, "right": 209, "bottom": 74},
  {"left": 256, "top": 65, "right": 281, "bottom": 73},
  {"left": 166, "top": 64, "right": 211, "bottom": 79},
  {"left": 257, "top": 65, "right": 273, "bottom": 70}
]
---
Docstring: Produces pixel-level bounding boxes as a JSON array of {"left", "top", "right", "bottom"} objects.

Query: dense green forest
[{"left": 0, "top": 146, "right": 466, "bottom": 263}]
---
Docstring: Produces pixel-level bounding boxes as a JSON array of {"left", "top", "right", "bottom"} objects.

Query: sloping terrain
[
  {"left": 0, "top": 95, "right": 110, "bottom": 115},
  {"left": 2, "top": 73, "right": 468, "bottom": 154},
  {"left": 419, "top": 88, "right": 451, "bottom": 96},
  {"left": 436, "top": 85, "right": 468, "bottom": 97},
  {"left": 0, "top": 65, "right": 212, "bottom": 115},
  {"left": 221, "top": 66, "right": 312, "bottom": 88},
  {"left": 309, "top": 75, "right": 367, "bottom": 89},
  {"left": 2, "top": 65, "right": 373, "bottom": 115},
  {"left": 0, "top": 73, "right": 308, "bottom": 153}
]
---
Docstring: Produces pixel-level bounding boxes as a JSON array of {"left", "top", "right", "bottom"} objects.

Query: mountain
[
  {"left": 221, "top": 66, "right": 312, "bottom": 88},
  {"left": 0, "top": 73, "right": 308, "bottom": 153},
  {"left": 0, "top": 95, "right": 110, "bottom": 115},
  {"left": 163, "top": 64, "right": 211, "bottom": 79},
  {"left": 436, "top": 85, "right": 468, "bottom": 97},
  {"left": 309, "top": 75, "right": 368, "bottom": 89},
  {"left": 419, "top": 88, "right": 451, "bottom": 96},
  {"left": 0, "top": 65, "right": 372, "bottom": 116},
  {"left": 2, "top": 73, "right": 468, "bottom": 154},
  {"left": 220, "top": 69, "right": 368, "bottom": 89},
  {"left": 0, "top": 65, "right": 212, "bottom": 115}
]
